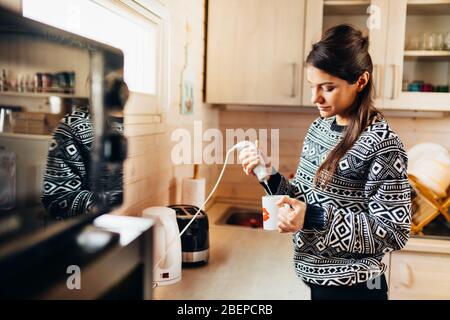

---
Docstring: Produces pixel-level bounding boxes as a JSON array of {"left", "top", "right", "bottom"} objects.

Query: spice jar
[
  {"left": 35, "top": 73, "right": 43, "bottom": 92},
  {"left": 42, "top": 73, "right": 52, "bottom": 92}
]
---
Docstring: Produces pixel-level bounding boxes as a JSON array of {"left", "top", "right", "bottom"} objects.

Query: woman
[
  {"left": 239, "top": 24, "right": 411, "bottom": 300},
  {"left": 42, "top": 73, "right": 128, "bottom": 219}
]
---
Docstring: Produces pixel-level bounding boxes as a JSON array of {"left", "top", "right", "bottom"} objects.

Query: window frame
[{"left": 94, "top": 0, "right": 171, "bottom": 116}]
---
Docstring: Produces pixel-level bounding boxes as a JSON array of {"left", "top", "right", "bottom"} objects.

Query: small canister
[
  {"left": 421, "top": 83, "right": 433, "bottom": 92},
  {"left": 408, "top": 82, "right": 421, "bottom": 92},
  {"left": 436, "top": 85, "right": 449, "bottom": 93}
]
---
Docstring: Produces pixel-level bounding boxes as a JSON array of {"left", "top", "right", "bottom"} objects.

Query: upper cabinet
[
  {"left": 302, "top": 0, "right": 390, "bottom": 108},
  {"left": 384, "top": 0, "right": 450, "bottom": 111},
  {"left": 206, "top": 0, "right": 450, "bottom": 111},
  {"left": 303, "top": 0, "right": 450, "bottom": 111},
  {"left": 206, "top": 0, "right": 306, "bottom": 106}
]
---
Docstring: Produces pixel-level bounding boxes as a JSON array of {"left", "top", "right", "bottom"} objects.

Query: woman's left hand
[{"left": 276, "top": 196, "right": 306, "bottom": 233}]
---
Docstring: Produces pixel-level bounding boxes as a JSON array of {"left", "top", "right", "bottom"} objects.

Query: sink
[{"left": 216, "top": 207, "right": 263, "bottom": 229}]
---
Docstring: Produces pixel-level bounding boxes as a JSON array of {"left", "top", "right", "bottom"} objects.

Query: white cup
[{"left": 262, "top": 195, "right": 287, "bottom": 231}]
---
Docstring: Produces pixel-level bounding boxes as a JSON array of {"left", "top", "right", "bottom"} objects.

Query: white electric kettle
[{"left": 142, "top": 207, "right": 182, "bottom": 286}]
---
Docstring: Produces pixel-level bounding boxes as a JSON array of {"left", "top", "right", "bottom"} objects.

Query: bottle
[
  {"left": 0, "top": 69, "right": 7, "bottom": 92},
  {"left": 42, "top": 73, "right": 52, "bottom": 92},
  {"left": 25, "top": 75, "right": 32, "bottom": 92},
  {"left": 68, "top": 71, "right": 75, "bottom": 94},
  {"left": 445, "top": 32, "right": 450, "bottom": 51},
  {"left": 18, "top": 74, "right": 25, "bottom": 92},
  {"left": 35, "top": 73, "right": 43, "bottom": 92}
]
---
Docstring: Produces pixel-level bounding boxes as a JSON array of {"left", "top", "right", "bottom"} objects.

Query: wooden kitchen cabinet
[
  {"left": 388, "top": 238, "right": 450, "bottom": 300},
  {"left": 384, "top": 0, "right": 450, "bottom": 111},
  {"left": 207, "top": 0, "right": 450, "bottom": 110},
  {"left": 303, "top": 0, "right": 450, "bottom": 111},
  {"left": 206, "top": 0, "right": 306, "bottom": 106},
  {"left": 302, "top": 0, "right": 390, "bottom": 108}
]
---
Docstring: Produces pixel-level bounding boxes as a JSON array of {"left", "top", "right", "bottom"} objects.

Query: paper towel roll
[{"left": 182, "top": 178, "right": 206, "bottom": 208}]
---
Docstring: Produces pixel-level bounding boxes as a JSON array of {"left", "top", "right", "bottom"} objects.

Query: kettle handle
[
  {"left": 155, "top": 218, "right": 167, "bottom": 269},
  {"left": 157, "top": 212, "right": 178, "bottom": 269}
]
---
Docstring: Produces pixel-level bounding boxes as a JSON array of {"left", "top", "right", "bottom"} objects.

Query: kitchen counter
[
  {"left": 404, "top": 236, "right": 450, "bottom": 254},
  {"left": 153, "top": 200, "right": 450, "bottom": 300},
  {"left": 153, "top": 201, "right": 310, "bottom": 300}
]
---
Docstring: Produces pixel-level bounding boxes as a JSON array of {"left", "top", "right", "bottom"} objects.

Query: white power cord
[{"left": 152, "top": 143, "right": 249, "bottom": 279}]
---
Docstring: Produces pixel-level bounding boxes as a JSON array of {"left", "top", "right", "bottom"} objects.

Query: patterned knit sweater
[
  {"left": 265, "top": 115, "right": 411, "bottom": 286},
  {"left": 42, "top": 108, "right": 123, "bottom": 219}
]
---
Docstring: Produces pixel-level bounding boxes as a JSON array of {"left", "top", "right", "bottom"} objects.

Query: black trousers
[{"left": 305, "top": 274, "right": 388, "bottom": 300}]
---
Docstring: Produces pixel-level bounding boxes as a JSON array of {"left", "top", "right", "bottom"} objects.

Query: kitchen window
[{"left": 22, "top": 0, "right": 170, "bottom": 113}]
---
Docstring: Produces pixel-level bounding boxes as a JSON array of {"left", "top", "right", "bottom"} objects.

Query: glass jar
[
  {"left": 423, "top": 32, "right": 434, "bottom": 50},
  {"left": 433, "top": 32, "right": 444, "bottom": 50},
  {"left": 445, "top": 32, "right": 450, "bottom": 51}
]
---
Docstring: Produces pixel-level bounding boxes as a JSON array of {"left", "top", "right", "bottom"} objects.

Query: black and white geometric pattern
[
  {"left": 42, "top": 107, "right": 123, "bottom": 219},
  {"left": 273, "top": 115, "right": 411, "bottom": 286}
]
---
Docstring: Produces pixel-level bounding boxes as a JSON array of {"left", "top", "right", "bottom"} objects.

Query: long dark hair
[{"left": 306, "top": 24, "right": 382, "bottom": 187}]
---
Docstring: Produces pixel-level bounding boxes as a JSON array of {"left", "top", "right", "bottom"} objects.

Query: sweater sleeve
[
  {"left": 260, "top": 136, "right": 311, "bottom": 201},
  {"left": 42, "top": 128, "right": 123, "bottom": 219},
  {"left": 42, "top": 127, "right": 95, "bottom": 219},
  {"left": 260, "top": 167, "right": 307, "bottom": 202},
  {"left": 312, "top": 138, "right": 412, "bottom": 254}
]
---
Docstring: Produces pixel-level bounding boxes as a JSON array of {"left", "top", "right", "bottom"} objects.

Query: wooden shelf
[
  {"left": 400, "top": 91, "right": 449, "bottom": 95},
  {"left": 407, "top": 0, "right": 450, "bottom": 15},
  {"left": 324, "top": 0, "right": 369, "bottom": 5},
  {"left": 0, "top": 132, "right": 52, "bottom": 139},
  {"left": 404, "top": 50, "right": 450, "bottom": 57},
  {"left": 404, "top": 50, "right": 450, "bottom": 62},
  {"left": 323, "top": 0, "right": 450, "bottom": 15},
  {"left": 323, "top": 0, "right": 370, "bottom": 15},
  {"left": 0, "top": 91, "right": 88, "bottom": 99}
]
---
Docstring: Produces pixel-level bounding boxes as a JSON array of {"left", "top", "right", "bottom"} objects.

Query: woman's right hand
[{"left": 238, "top": 140, "right": 272, "bottom": 177}]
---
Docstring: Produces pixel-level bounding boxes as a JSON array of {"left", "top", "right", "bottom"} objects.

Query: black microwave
[{"left": 0, "top": 5, "right": 152, "bottom": 300}]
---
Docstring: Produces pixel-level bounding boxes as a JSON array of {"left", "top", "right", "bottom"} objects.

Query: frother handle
[
  {"left": 158, "top": 211, "right": 179, "bottom": 269},
  {"left": 253, "top": 162, "right": 269, "bottom": 182},
  {"left": 235, "top": 141, "right": 269, "bottom": 182}
]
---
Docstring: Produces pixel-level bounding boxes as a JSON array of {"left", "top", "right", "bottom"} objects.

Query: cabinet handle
[
  {"left": 374, "top": 64, "right": 383, "bottom": 99},
  {"left": 399, "top": 263, "right": 413, "bottom": 288},
  {"left": 291, "top": 63, "right": 297, "bottom": 98},
  {"left": 390, "top": 64, "right": 399, "bottom": 100}
]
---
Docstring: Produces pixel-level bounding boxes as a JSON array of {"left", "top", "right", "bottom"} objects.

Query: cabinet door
[
  {"left": 302, "top": 0, "right": 323, "bottom": 107},
  {"left": 390, "top": 250, "right": 450, "bottom": 300},
  {"left": 206, "top": 0, "right": 305, "bottom": 106},
  {"left": 384, "top": 0, "right": 450, "bottom": 111},
  {"left": 369, "top": 0, "right": 390, "bottom": 110},
  {"left": 302, "top": 0, "right": 390, "bottom": 108}
]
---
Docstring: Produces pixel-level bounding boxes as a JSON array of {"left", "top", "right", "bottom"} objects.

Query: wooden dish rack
[{"left": 408, "top": 174, "right": 450, "bottom": 235}]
